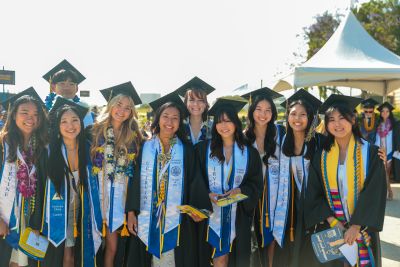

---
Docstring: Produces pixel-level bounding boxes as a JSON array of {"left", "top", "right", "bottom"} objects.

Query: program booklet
[
  {"left": 18, "top": 227, "right": 49, "bottom": 261},
  {"left": 311, "top": 226, "right": 345, "bottom": 263},
  {"left": 177, "top": 205, "right": 211, "bottom": 219},
  {"left": 216, "top": 193, "right": 248, "bottom": 207}
]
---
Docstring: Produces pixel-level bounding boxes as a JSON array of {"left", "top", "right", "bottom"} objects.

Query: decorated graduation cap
[
  {"left": 241, "top": 87, "right": 283, "bottom": 102},
  {"left": 361, "top": 98, "right": 379, "bottom": 108},
  {"left": 208, "top": 97, "right": 247, "bottom": 117},
  {"left": 174, "top": 76, "right": 216, "bottom": 97},
  {"left": 42, "top": 59, "right": 86, "bottom": 84},
  {"left": 100, "top": 82, "right": 142, "bottom": 105},
  {"left": 1, "top": 87, "right": 44, "bottom": 110},
  {"left": 49, "top": 97, "right": 89, "bottom": 120},
  {"left": 377, "top": 101, "right": 394, "bottom": 112},
  {"left": 280, "top": 89, "right": 322, "bottom": 112},
  {"left": 319, "top": 94, "right": 362, "bottom": 114},
  {"left": 149, "top": 92, "right": 188, "bottom": 115}
]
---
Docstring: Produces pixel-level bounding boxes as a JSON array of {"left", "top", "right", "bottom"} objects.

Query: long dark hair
[
  {"left": 377, "top": 107, "right": 396, "bottom": 127},
  {"left": 244, "top": 95, "right": 278, "bottom": 165},
  {"left": 0, "top": 96, "right": 48, "bottom": 163},
  {"left": 323, "top": 104, "right": 363, "bottom": 151},
  {"left": 151, "top": 102, "right": 188, "bottom": 143},
  {"left": 210, "top": 106, "right": 246, "bottom": 163},
  {"left": 282, "top": 99, "right": 316, "bottom": 160},
  {"left": 48, "top": 105, "right": 88, "bottom": 194}
]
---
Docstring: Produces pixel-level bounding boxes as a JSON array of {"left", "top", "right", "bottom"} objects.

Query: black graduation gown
[
  {"left": 305, "top": 144, "right": 386, "bottom": 267},
  {"left": 196, "top": 141, "right": 263, "bottom": 267},
  {"left": 0, "top": 144, "right": 46, "bottom": 267},
  {"left": 358, "top": 114, "right": 379, "bottom": 144},
  {"left": 390, "top": 120, "right": 400, "bottom": 182},
  {"left": 124, "top": 141, "right": 210, "bottom": 267}
]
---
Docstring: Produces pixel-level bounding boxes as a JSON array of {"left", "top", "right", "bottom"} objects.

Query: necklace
[{"left": 363, "top": 115, "right": 375, "bottom": 132}]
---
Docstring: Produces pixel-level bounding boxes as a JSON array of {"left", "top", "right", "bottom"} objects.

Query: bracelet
[{"left": 329, "top": 218, "right": 339, "bottom": 228}]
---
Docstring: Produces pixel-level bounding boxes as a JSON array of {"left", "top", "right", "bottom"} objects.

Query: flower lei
[
  {"left": 92, "top": 127, "right": 136, "bottom": 181},
  {"left": 16, "top": 146, "right": 36, "bottom": 198},
  {"left": 377, "top": 119, "right": 392, "bottom": 138},
  {"left": 45, "top": 92, "right": 80, "bottom": 111},
  {"left": 156, "top": 137, "right": 177, "bottom": 207},
  {"left": 363, "top": 114, "right": 375, "bottom": 132}
]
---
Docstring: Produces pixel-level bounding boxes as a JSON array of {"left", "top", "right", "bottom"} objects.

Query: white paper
[
  {"left": 393, "top": 151, "right": 400, "bottom": 160},
  {"left": 339, "top": 243, "right": 358, "bottom": 266},
  {"left": 26, "top": 232, "right": 49, "bottom": 252}
]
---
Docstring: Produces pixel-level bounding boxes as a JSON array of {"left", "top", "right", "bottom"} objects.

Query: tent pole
[{"left": 383, "top": 81, "right": 388, "bottom": 102}]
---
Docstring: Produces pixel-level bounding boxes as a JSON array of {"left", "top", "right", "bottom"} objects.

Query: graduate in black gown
[
  {"left": 273, "top": 89, "right": 326, "bottom": 267},
  {"left": 305, "top": 95, "right": 386, "bottom": 267},
  {"left": 0, "top": 88, "right": 48, "bottom": 267},
  {"left": 41, "top": 98, "right": 100, "bottom": 267},
  {"left": 196, "top": 98, "right": 263, "bottom": 267},
  {"left": 358, "top": 98, "right": 379, "bottom": 144},
  {"left": 125, "top": 93, "right": 210, "bottom": 267},
  {"left": 174, "top": 76, "right": 215, "bottom": 145},
  {"left": 241, "top": 88, "right": 285, "bottom": 267}
]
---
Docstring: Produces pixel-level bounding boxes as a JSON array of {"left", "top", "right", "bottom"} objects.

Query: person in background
[{"left": 358, "top": 98, "right": 379, "bottom": 144}]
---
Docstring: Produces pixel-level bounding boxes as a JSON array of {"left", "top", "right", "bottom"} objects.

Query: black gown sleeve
[
  {"left": 349, "top": 145, "right": 386, "bottom": 232},
  {"left": 30, "top": 150, "right": 48, "bottom": 230},
  {"left": 304, "top": 151, "right": 334, "bottom": 229},
  {"left": 125, "top": 146, "right": 142, "bottom": 214},
  {"left": 239, "top": 146, "right": 263, "bottom": 215}
]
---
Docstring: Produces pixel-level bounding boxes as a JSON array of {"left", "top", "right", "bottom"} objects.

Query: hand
[
  {"left": 326, "top": 216, "right": 345, "bottom": 231},
  {"left": 32, "top": 230, "right": 40, "bottom": 237},
  {"left": 378, "top": 148, "right": 387, "bottom": 164},
  {"left": 209, "top": 192, "right": 225, "bottom": 205},
  {"left": 127, "top": 211, "right": 138, "bottom": 236},
  {"left": 226, "top": 188, "right": 241, "bottom": 196},
  {"left": 0, "top": 219, "right": 9, "bottom": 237},
  {"left": 188, "top": 213, "right": 204, "bottom": 222},
  {"left": 344, "top": 225, "right": 361, "bottom": 245}
]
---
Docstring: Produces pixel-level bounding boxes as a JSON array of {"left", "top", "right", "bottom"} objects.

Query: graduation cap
[
  {"left": 361, "top": 98, "right": 379, "bottom": 108},
  {"left": 208, "top": 97, "right": 247, "bottom": 117},
  {"left": 49, "top": 97, "right": 89, "bottom": 120},
  {"left": 377, "top": 102, "right": 394, "bottom": 112},
  {"left": 42, "top": 59, "right": 86, "bottom": 84},
  {"left": 319, "top": 94, "right": 362, "bottom": 114},
  {"left": 100, "top": 82, "right": 142, "bottom": 105},
  {"left": 148, "top": 93, "right": 188, "bottom": 115},
  {"left": 174, "top": 76, "right": 215, "bottom": 97},
  {"left": 279, "top": 89, "right": 322, "bottom": 111},
  {"left": 241, "top": 87, "right": 283, "bottom": 101},
  {"left": 1, "top": 87, "right": 44, "bottom": 110}
]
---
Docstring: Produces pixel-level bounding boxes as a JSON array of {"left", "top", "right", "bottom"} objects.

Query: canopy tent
[{"left": 273, "top": 11, "right": 400, "bottom": 97}]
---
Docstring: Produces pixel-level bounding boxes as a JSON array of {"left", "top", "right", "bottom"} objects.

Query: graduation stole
[
  {"left": 185, "top": 120, "right": 209, "bottom": 144},
  {"left": 273, "top": 135, "right": 310, "bottom": 247},
  {"left": 138, "top": 136, "right": 184, "bottom": 259},
  {"left": 258, "top": 125, "right": 281, "bottom": 247},
  {"left": 206, "top": 142, "right": 248, "bottom": 258},
  {"left": 375, "top": 126, "right": 393, "bottom": 160},
  {"left": 321, "top": 135, "right": 374, "bottom": 267}
]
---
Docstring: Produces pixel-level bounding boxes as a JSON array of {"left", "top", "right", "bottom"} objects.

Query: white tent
[{"left": 273, "top": 11, "right": 400, "bottom": 97}]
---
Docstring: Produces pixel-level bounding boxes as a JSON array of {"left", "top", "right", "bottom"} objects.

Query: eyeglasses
[{"left": 364, "top": 111, "right": 373, "bottom": 114}]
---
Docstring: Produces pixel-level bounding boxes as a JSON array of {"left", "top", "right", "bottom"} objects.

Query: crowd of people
[{"left": 0, "top": 60, "right": 393, "bottom": 267}]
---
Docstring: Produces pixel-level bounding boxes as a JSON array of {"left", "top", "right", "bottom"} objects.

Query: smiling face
[
  {"left": 55, "top": 78, "right": 78, "bottom": 99},
  {"left": 326, "top": 109, "right": 354, "bottom": 139},
  {"left": 59, "top": 109, "right": 81, "bottom": 141},
  {"left": 253, "top": 99, "right": 272, "bottom": 127},
  {"left": 110, "top": 96, "right": 132, "bottom": 125},
  {"left": 216, "top": 113, "right": 236, "bottom": 141},
  {"left": 380, "top": 107, "right": 390, "bottom": 121},
  {"left": 15, "top": 102, "right": 39, "bottom": 138},
  {"left": 288, "top": 104, "right": 308, "bottom": 133},
  {"left": 159, "top": 106, "right": 180, "bottom": 138}
]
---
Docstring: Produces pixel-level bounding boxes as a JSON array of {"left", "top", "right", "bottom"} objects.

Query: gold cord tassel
[
  {"left": 290, "top": 173, "right": 295, "bottom": 242},
  {"left": 73, "top": 198, "right": 78, "bottom": 238},
  {"left": 265, "top": 212, "right": 270, "bottom": 228},
  {"left": 102, "top": 220, "right": 107, "bottom": 237},
  {"left": 290, "top": 227, "right": 295, "bottom": 242},
  {"left": 120, "top": 214, "right": 129, "bottom": 237}
]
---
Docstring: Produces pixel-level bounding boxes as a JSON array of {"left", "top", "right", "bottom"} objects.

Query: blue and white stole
[
  {"left": 254, "top": 125, "right": 281, "bottom": 247},
  {"left": 375, "top": 129, "right": 393, "bottom": 161},
  {"left": 138, "top": 136, "right": 185, "bottom": 259},
  {"left": 0, "top": 143, "right": 36, "bottom": 248},
  {"left": 273, "top": 135, "right": 310, "bottom": 247},
  {"left": 206, "top": 142, "right": 248, "bottom": 257},
  {"left": 185, "top": 120, "right": 209, "bottom": 145}
]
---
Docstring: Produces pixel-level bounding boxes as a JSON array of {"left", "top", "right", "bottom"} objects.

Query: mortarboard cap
[
  {"left": 149, "top": 93, "right": 188, "bottom": 116},
  {"left": 174, "top": 76, "right": 215, "bottom": 97},
  {"left": 208, "top": 97, "right": 247, "bottom": 117},
  {"left": 377, "top": 102, "right": 394, "bottom": 112},
  {"left": 241, "top": 87, "right": 283, "bottom": 101},
  {"left": 1, "top": 87, "right": 44, "bottom": 110},
  {"left": 319, "top": 94, "right": 362, "bottom": 114},
  {"left": 280, "top": 89, "right": 322, "bottom": 111},
  {"left": 42, "top": 59, "right": 86, "bottom": 84},
  {"left": 49, "top": 97, "right": 89, "bottom": 120},
  {"left": 100, "top": 82, "right": 142, "bottom": 105},
  {"left": 361, "top": 98, "right": 379, "bottom": 108}
]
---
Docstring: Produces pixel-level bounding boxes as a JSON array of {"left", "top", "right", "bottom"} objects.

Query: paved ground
[{"left": 381, "top": 183, "right": 400, "bottom": 267}]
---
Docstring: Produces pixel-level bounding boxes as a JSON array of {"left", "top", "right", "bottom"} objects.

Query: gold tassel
[
  {"left": 290, "top": 227, "right": 294, "bottom": 242},
  {"left": 102, "top": 220, "right": 107, "bottom": 237},
  {"left": 290, "top": 173, "right": 295, "bottom": 242},
  {"left": 74, "top": 223, "right": 78, "bottom": 238},
  {"left": 265, "top": 213, "right": 270, "bottom": 228},
  {"left": 120, "top": 215, "right": 129, "bottom": 237}
]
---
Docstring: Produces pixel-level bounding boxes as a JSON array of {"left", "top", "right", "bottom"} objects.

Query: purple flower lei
[{"left": 16, "top": 148, "right": 37, "bottom": 198}]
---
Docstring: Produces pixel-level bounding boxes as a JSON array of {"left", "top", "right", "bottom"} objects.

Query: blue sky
[{"left": 1, "top": 0, "right": 361, "bottom": 105}]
